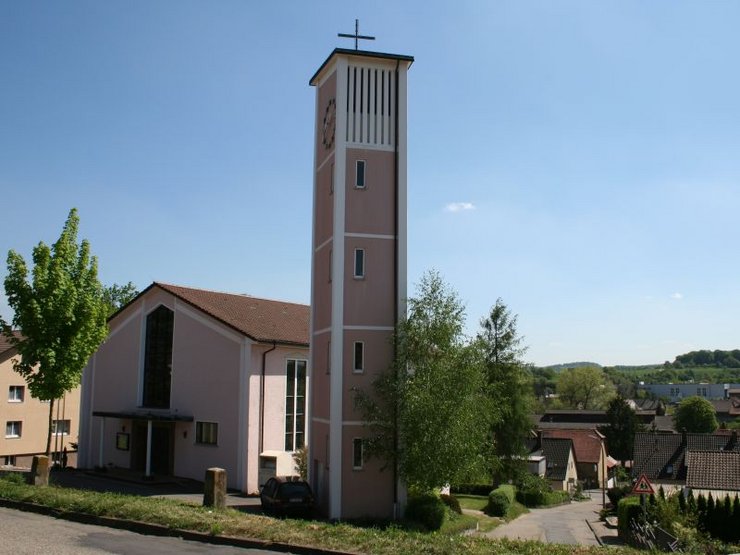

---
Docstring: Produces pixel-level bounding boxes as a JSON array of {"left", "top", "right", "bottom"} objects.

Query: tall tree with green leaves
[
  {"left": 556, "top": 365, "right": 616, "bottom": 410},
  {"left": 477, "top": 298, "right": 532, "bottom": 483},
  {"left": 599, "top": 395, "right": 643, "bottom": 465},
  {"left": 1, "top": 208, "right": 108, "bottom": 456},
  {"left": 354, "top": 270, "right": 490, "bottom": 491},
  {"left": 673, "top": 396, "right": 718, "bottom": 433},
  {"left": 103, "top": 282, "right": 139, "bottom": 316}
]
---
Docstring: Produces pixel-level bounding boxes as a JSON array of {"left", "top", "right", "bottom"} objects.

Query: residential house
[
  {"left": 529, "top": 437, "right": 578, "bottom": 491},
  {"left": 532, "top": 408, "right": 672, "bottom": 432},
  {"left": 685, "top": 450, "right": 740, "bottom": 500},
  {"left": 631, "top": 430, "right": 740, "bottom": 493},
  {"left": 78, "top": 283, "right": 309, "bottom": 494},
  {"left": 541, "top": 429, "right": 616, "bottom": 489},
  {"left": 1, "top": 331, "right": 80, "bottom": 468}
]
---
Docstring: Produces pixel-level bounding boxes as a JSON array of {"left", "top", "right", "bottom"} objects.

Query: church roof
[
  {"left": 310, "top": 48, "right": 414, "bottom": 86},
  {"left": 126, "top": 283, "right": 309, "bottom": 347}
]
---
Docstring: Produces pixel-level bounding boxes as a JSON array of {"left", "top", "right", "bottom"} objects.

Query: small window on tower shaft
[
  {"left": 353, "top": 341, "right": 364, "bottom": 373},
  {"left": 354, "top": 249, "right": 365, "bottom": 279},
  {"left": 352, "top": 438, "right": 364, "bottom": 470},
  {"left": 355, "top": 160, "right": 366, "bottom": 188}
]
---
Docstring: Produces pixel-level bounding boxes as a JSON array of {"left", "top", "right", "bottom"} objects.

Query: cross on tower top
[{"left": 338, "top": 19, "right": 375, "bottom": 50}]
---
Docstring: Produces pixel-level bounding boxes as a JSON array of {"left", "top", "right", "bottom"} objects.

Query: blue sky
[{"left": 2, "top": 1, "right": 739, "bottom": 366}]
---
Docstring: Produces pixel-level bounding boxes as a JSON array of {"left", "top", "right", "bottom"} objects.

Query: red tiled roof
[
  {"left": 144, "top": 283, "right": 309, "bottom": 347},
  {"left": 686, "top": 450, "right": 740, "bottom": 491},
  {"left": 542, "top": 428, "right": 604, "bottom": 464}
]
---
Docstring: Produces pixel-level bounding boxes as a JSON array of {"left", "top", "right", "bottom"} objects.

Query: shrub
[
  {"left": 449, "top": 483, "right": 493, "bottom": 496},
  {"left": 440, "top": 493, "right": 461, "bottom": 515},
  {"left": 404, "top": 492, "right": 446, "bottom": 531},
  {"left": 495, "top": 484, "right": 516, "bottom": 504},
  {"left": 515, "top": 474, "right": 551, "bottom": 507},
  {"left": 485, "top": 491, "right": 510, "bottom": 517},
  {"left": 617, "top": 496, "right": 643, "bottom": 540},
  {"left": 607, "top": 485, "right": 632, "bottom": 507}
]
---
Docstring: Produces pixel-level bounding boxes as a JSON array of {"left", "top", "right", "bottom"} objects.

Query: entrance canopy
[{"left": 92, "top": 410, "right": 194, "bottom": 422}]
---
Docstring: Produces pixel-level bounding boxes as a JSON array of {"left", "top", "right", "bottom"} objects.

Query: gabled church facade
[{"left": 78, "top": 282, "right": 309, "bottom": 493}]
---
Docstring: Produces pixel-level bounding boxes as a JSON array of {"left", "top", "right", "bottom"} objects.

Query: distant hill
[
  {"left": 672, "top": 349, "right": 740, "bottom": 369},
  {"left": 544, "top": 361, "right": 602, "bottom": 372}
]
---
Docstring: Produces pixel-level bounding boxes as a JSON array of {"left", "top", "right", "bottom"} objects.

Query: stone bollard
[
  {"left": 29, "top": 455, "right": 50, "bottom": 486},
  {"left": 203, "top": 467, "right": 227, "bottom": 509}
]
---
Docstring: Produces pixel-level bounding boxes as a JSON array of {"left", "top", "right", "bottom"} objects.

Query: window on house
[
  {"left": 3, "top": 455, "right": 16, "bottom": 466},
  {"left": 196, "top": 421, "right": 218, "bottom": 445},
  {"left": 8, "top": 386, "right": 24, "bottom": 402},
  {"left": 285, "top": 359, "right": 307, "bottom": 451},
  {"left": 142, "top": 305, "right": 174, "bottom": 409},
  {"left": 52, "top": 419, "right": 71, "bottom": 435},
  {"left": 352, "top": 438, "right": 364, "bottom": 469},
  {"left": 353, "top": 341, "right": 364, "bottom": 373},
  {"left": 5, "top": 421, "right": 21, "bottom": 438},
  {"left": 355, "top": 160, "right": 366, "bottom": 188},
  {"left": 354, "top": 249, "right": 365, "bottom": 278}
]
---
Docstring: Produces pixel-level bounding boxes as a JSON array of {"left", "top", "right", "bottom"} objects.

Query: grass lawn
[
  {"left": 0, "top": 475, "right": 637, "bottom": 555},
  {"left": 454, "top": 494, "right": 529, "bottom": 533}
]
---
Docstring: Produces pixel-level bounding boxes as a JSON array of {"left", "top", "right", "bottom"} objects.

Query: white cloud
[
  {"left": 671, "top": 292, "right": 683, "bottom": 300},
  {"left": 444, "top": 202, "right": 476, "bottom": 213}
]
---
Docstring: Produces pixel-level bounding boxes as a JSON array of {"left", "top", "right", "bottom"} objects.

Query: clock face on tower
[{"left": 322, "top": 98, "right": 336, "bottom": 149}]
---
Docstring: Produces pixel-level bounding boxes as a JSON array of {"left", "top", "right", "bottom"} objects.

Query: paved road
[
  {"left": 0, "top": 507, "right": 280, "bottom": 554},
  {"left": 486, "top": 490, "right": 618, "bottom": 546}
]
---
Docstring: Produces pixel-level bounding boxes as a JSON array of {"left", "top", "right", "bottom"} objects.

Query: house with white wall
[{"left": 78, "top": 282, "right": 309, "bottom": 493}]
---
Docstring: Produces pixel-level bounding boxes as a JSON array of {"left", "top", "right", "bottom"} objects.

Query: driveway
[{"left": 485, "top": 490, "right": 620, "bottom": 546}]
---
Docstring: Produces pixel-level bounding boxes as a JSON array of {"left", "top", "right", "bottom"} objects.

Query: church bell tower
[{"left": 308, "top": 39, "right": 413, "bottom": 519}]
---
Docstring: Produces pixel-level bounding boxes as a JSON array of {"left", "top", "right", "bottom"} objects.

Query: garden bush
[
  {"left": 485, "top": 491, "right": 510, "bottom": 517},
  {"left": 449, "top": 484, "right": 493, "bottom": 496},
  {"left": 495, "top": 484, "right": 516, "bottom": 504},
  {"left": 440, "top": 493, "right": 462, "bottom": 515},
  {"left": 404, "top": 492, "right": 446, "bottom": 531},
  {"left": 617, "top": 496, "right": 643, "bottom": 540},
  {"left": 607, "top": 485, "right": 632, "bottom": 507},
  {"left": 515, "top": 474, "right": 551, "bottom": 507}
]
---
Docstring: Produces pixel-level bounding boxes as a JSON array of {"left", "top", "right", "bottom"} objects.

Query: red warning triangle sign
[{"left": 632, "top": 473, "right": 655, "bottom": 495}]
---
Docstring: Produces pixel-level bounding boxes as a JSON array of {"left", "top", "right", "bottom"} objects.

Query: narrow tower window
[
  {"left": 352, "top": 438, "right": 364, "bottom": 470},
  {"left": 353, "top": 341, "right": 364, "bottom": 373},
  {"left": 355, "top": 160, "right": 366, "bottom": 189},
  {"left": 353, "top": 249, "right": 365, "bottom": 279}
]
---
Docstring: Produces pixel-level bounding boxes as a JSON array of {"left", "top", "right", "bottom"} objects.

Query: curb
[
  {"left": 584, "top": 518, "right": 603, "bottom": 546},
  {"left": 0, "top": 498, "right": 357, "bottom": 555}
]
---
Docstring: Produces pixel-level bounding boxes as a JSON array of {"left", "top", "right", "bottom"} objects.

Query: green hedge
[
  {"left": 495, "top": 484, "right": 516, "bottom": 504},
  {"left": 486, "top": 491, "right": 510, "bottom": 517},
  {"left": 405, "top": 493, "right": 446, "bottom": 531},
  {"left": 617, "top": 496, "right": 643, "bottom": 539},
  {"left": 450, "top": 484, "right": 494, "bottom": 496}
]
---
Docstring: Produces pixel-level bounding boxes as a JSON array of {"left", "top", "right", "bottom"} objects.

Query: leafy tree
[
  {"left": 673, "top": 396, "right": 718, "bottom": 433},
  {"left": 556, "top": 366, "right": 616, "bottom": 410},
  {"left": 477, "top": 298, "right": 532, "bottom": 483},
  {"left": 354, "top": 271, "right": 490, "bottom": 491},
  {"left": 1, "top": 209, "right": 108, "bottom": 455},
  {"left": 103, "top": 282, "right": 138, "bottom": 316},
  {"left": 599, "top": 395, "right": 644, "bottom": 465}
]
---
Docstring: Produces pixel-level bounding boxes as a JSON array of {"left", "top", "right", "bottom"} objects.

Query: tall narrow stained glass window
[
  {"left": 285, "top": 359, "right": 307, "bottom": 451},
  {"left": 142, "top": 305, "right": 174, "bottom": 408}
]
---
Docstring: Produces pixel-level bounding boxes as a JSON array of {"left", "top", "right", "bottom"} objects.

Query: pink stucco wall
[
  {"left": 311, "top": 247, "right": 332, "bottom": 331},
  {"left": 341, "top": 425, "right": 395, "bottom": 519},
  {"left": 341, "top": 330, "right": 393, "bottom": 420},
  {"left": 343, "top": 237, "right": 395, "bottom": 327},
  {"left": 344, "top": 148, "right": 395, "bottom": 235}
]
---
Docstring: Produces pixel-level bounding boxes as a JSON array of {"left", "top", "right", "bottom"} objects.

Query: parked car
[{"left": 260, "top": 476, "right": 315, "bottom": 516}]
